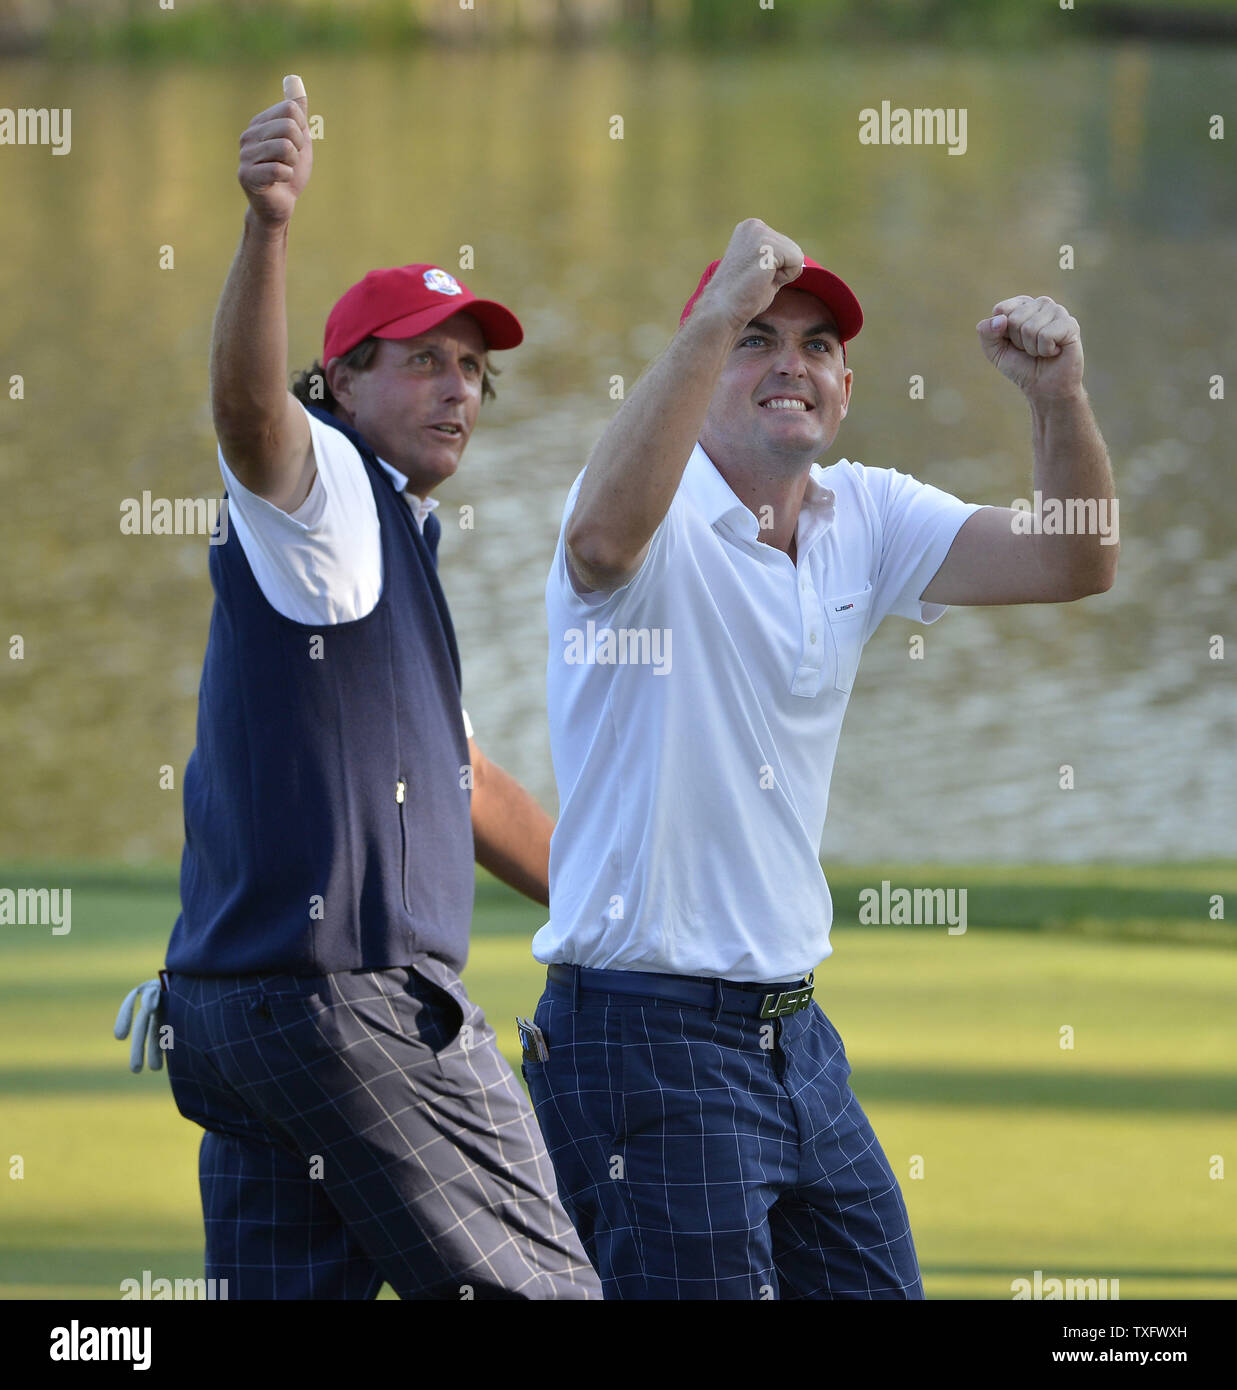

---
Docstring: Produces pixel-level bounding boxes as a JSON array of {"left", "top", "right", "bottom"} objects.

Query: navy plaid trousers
[
  {"left": 522, "top": 968, "right": 925, "bottom": 1300},
  {"left": 165, "top": 959, "right": 600, "bottom": 1299}
]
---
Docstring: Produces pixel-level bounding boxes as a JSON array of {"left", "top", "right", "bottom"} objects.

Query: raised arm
[
  {"left": 209, "top": 75, "right": 315, "bottom": 513},
  {"left": 566, "top": 219, "right": 804, "bottom": 593},
  {"left": 920, "top": 295, "right": 1118, "bottom": 606}
]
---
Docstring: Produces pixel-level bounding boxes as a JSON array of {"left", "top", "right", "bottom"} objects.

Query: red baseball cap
[
  {"left": 323, "top": 264, "right": 523, "bottom": 364},
  {"left": 679, "top": 255, "right": 863, "bottom": 353}
]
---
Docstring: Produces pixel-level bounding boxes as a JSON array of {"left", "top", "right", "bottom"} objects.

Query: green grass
[{"left": 0, "top": 861, "right": 1234, "bottom": 1299}]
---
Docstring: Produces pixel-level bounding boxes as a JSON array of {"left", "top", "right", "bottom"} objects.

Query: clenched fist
[
  {"left": 977, "top": 295, "right": 1084, "bottom": 400},
  {"left": 238, "top": 74, "right": 313, "bottom": 227},
  {"left": 697, "top": 218, "right": 805, "bottom": 332}
]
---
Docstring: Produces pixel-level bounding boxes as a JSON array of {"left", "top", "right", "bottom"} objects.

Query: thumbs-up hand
[{"left": 237, "top": 74, "right": 314, "bottom": 227}]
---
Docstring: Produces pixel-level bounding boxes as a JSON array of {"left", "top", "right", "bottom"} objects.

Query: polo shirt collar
[
  {"left": 374, "top": 456, "right": 439, "bottom": 533},
  {"left": 686, "top": 442, "right": 836, "bottom": 547}
]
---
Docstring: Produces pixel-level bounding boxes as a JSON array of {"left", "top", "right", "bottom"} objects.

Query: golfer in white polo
[{"left": 521, "top": 218, "right": 1118, "bottom": 1300}]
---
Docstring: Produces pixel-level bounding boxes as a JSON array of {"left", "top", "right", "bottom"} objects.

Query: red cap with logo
[
  {"left": 323, "top": 264, "right": 524, "bottom": 364},
  {"left": 679, "top": 255, "right": 863, "bottom": 357}
]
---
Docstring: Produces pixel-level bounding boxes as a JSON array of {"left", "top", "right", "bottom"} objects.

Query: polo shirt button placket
[{"left": 791, "top": 567, "right": 824, "bottom": 696}]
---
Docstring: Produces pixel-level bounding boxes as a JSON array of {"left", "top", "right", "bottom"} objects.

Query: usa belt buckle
[{"left": 759, "top": 981, "right": 814, "bottom": 1019}]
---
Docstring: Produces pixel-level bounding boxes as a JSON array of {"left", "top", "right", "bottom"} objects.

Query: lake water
[{"left": 0, "top": 43, "right": 1233, "bottom": 864}]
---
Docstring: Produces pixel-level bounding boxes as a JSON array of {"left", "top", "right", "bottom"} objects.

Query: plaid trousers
[
  {"left": 165, "top": 958, "right": 600, "bottom": 1299},
  {"left": 522, "top": 967, "right": 925, "bottom": 1300}
]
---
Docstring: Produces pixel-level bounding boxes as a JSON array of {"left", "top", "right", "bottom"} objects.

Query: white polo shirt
[
  {"left": 218, "top": 401, "right": 439, "bottom": 626},
  {"left": 534, "top": 443, "right": 985, "bottom": 983}
]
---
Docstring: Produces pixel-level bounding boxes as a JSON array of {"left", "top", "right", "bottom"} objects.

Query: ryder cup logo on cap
[
  {"left": 322, "top": 264, "right": 524, "bottom": 363},
  {"left": 423, "top": 268, "right": 462, "bottom": 296}
]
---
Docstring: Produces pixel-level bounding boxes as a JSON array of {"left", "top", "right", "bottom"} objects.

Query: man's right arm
[
  {"left": 565, "top": 218, "right": 803, "bottom": 594},
  {"left": 209, "top": 75, "right": 315, "bottom": 514}
]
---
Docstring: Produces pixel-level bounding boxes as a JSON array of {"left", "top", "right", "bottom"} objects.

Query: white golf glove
[{"left": 114, "top": 977, "right": 166, "bottom": 1073}]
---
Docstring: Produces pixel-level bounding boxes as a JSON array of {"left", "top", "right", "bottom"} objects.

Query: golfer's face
[
  {"left": 701, "top": 287, "right": 852, "bottom": 465},
  {"left": 350, "top": 313, "right": 487, "bottom": 489}
]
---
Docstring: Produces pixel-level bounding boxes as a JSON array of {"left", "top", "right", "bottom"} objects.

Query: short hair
[{"left": 291, "top": 335, "right": 499, "bottom": 412}]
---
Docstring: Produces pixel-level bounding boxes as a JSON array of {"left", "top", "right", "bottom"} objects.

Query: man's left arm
[
  {"left": 468, "top": 739, "right": 553, "bottom": 907},
  {"left": 921, "top": 295, "right": 1118, "bottom": 606}
]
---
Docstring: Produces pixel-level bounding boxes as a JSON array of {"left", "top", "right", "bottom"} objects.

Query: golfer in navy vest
[
  {"left": 525, "top": 218, "right": 1117, "bottom": 1298},
  {"left": 117, "top": 76, "right": 598, "bottom": 1300}
]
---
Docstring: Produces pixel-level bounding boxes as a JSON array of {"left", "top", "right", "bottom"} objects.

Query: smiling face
[
  {"left": 326, "top": 312, "right": 487, "bottom": 495},
  {"left": 699, "top": 286, "right": 853, "bottom": 475}
]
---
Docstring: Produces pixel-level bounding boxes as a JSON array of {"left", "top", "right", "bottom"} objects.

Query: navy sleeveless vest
[{"left": 167, "top": 406, "right": 474, "bottom": 975}]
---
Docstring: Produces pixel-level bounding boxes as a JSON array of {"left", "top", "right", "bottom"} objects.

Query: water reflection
[{"left": 0, "top": 45, "right": 1233, "bottom": 863}]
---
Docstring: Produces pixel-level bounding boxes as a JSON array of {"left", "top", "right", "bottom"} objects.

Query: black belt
[{"left": 546, "top": 964, "right": 815, "bottom": 1019}]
